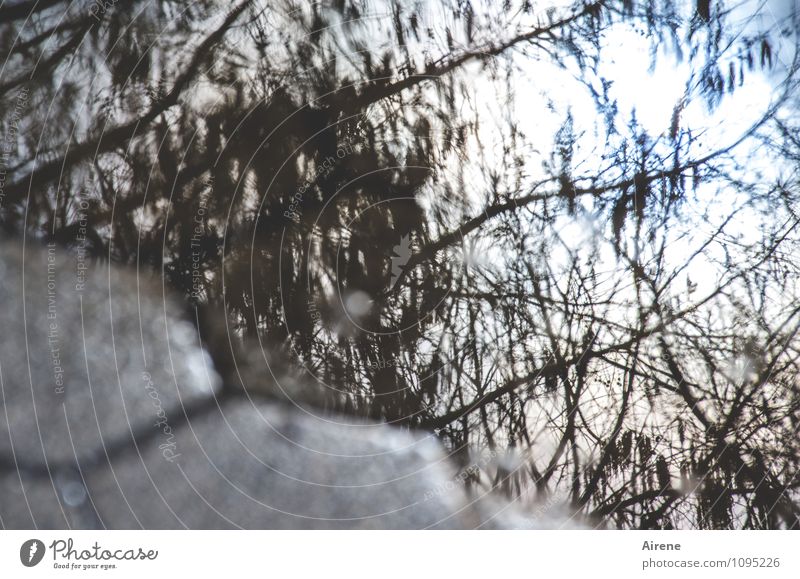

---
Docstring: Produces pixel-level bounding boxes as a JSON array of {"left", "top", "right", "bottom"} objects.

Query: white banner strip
[{"left": 0, "top": 531, "right": 797, "bottom": 577}]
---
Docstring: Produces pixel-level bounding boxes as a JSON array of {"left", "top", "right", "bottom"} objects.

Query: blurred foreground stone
[{"left": 0, "top": 241, "right": 561, "bottom": 529}]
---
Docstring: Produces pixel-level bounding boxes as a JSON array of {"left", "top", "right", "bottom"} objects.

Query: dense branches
[{"left": 2, "top": 0, "right": 799, "bottom": 528}]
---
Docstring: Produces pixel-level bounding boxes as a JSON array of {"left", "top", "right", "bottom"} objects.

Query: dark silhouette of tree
[{"left": 2, "top": 0, "right": 799, "bottom": 528}]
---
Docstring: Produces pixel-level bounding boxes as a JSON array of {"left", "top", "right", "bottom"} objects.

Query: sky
[{"left": 459, "top": 0, "right": 798, "bottom": 300}]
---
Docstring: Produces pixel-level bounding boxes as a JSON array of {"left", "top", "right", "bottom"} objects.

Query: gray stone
[
  {"left": 0, "top": 241, "right": 219, "bottom": 468},
  {"left": 0, "top": 241, "right": 545, "bottom": 529}
]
